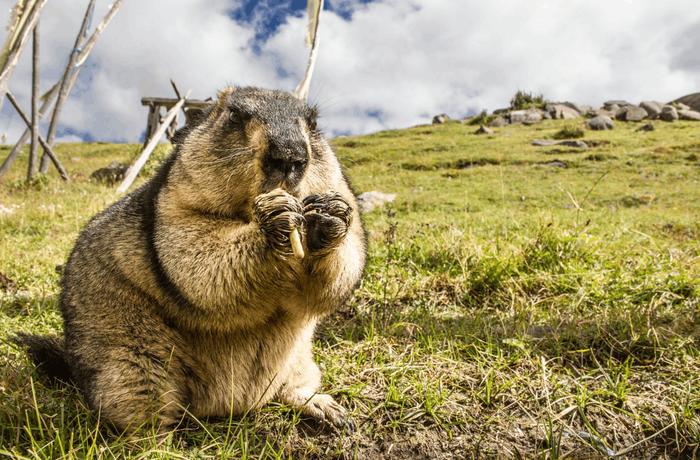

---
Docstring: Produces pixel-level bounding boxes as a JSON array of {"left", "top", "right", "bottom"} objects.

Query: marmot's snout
[{"left": 262, "top": 132, "right": 310, "bottom": 191}]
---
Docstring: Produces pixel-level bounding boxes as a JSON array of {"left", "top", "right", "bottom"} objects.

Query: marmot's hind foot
[{"left": 297, "top": 393, "right": 355, "bottom": 432}]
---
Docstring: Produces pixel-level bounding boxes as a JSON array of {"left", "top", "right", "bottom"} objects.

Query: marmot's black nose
[{"left": 264, "top": 140, "right": 309, "bottom": 178}]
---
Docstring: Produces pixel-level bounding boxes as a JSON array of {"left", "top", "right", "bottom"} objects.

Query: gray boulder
[
  {"left": 588, "top": 115, "right": 614, "bottom": 130},
  {"left": 678, "top": 109, "right": 700, "bottom": 121},
  {"left": 563, "top": 102, "right": 592, "bottom": 114},
  {"left": 660, "top": 105, "right": 679, "bottom": 121},
  {"left": 357, "top": 191, "right": 396, "bottom": 213},
  {"left": 674, "top": 102, "right": 691, "bottom": 111},
  {"left": 474, "top": 125, "right": 494, "bottom": 135},
  {"left": 615, "top": 106, "right": 647, "bottom": 122},
  {"left": 509, "top": 109, "right": 543, "bottom": 124},
  {"left": 604, "top": 100, "right": 633, "bottom": 109},
  {"left": 547, "top": 104, "right": 580, "bottom": 120},
  {"left": 432, "top": 113, "right": 450, "bottom": 124},
  {"left": 488, "top": 116, "right": 507, "bottom": 127},
  {"left": 640, "top": 101, "right": 663, "bottom": 119}
]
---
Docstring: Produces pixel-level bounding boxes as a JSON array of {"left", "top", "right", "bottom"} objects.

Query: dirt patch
[
  {"left": 401, "top": 158, "right": 501, "bottom": 171},
  {"left": 0, "top": 272, "right": 17, "bottom": 293},
  {"left": 585, "top": 153, "right": 617, "bottom": 161},
  {"left": 620, "top": 194, "right": 656, "bottom": 207}
]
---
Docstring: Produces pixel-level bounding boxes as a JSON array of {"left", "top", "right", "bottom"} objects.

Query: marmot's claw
[
  {"left": 254, "top": 188, "right": 305, "bottom": 255},
  {"left": 303, "top": 192, "right": 352, "bottom": 253},
  {"left": 303, "top": 192, "right": 353, "bottom": 226}
]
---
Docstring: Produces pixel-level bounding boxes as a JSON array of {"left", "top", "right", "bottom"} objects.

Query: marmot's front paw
[
  {"left": 302, "top": 192, "right": 353, "bottom": 254},
  {"left": 254, "top": 188, "right": 305, "bottom": 256}
]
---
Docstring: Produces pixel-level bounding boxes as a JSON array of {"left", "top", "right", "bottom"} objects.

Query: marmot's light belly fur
[{"left": 18, "top": 87, "right": 367, "bottom": 432}]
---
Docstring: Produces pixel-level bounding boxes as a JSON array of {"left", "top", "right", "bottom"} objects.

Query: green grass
[{"left": 1, "top": 119, "right": 699, "bottom": 458}]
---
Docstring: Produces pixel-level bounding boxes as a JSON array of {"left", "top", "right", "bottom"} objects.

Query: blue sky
[{"left": 1, "top": 0, "right": 699, "bottom": 143}]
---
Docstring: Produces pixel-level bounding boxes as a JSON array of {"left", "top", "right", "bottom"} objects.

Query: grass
[{"left": 1, "top": 118, "right": 699, "bottom": 458}]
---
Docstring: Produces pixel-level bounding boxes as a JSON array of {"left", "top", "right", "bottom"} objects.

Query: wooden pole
[
  {"left": 28, "top": 21, "right": 39, "bottom": 181},
  {"left": 6, "top": 92, "right": 69, "bottom": 181},
  {"left": 39, "top": 0, "right": 96, "bottom": 173},
  {"left": 117, "top": 93, "right": 189, "bottom": 194},
  {"left": 0, "top": 0, "right": 49, "bottom": 110}
]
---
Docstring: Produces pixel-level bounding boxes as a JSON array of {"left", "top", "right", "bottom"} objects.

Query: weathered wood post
[
  {"left": 38, "top": 0, "right": 96, "bottom": 173},
  {"left": 28, "top": 21, "right": 40, "bottom": 181}
]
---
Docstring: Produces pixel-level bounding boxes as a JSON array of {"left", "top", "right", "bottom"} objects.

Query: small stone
[
  {"left": 636, "top": 123, "right": 655, "bottom": 132},
  {"left": 660, "top": 105, "right": 679, "bottom": 121},
  {"left": 532, "top": 139, "right": 587, "bottom": 148},
  {"left": 474, "top": 125, "right": 494, "bottom": 135},
  {"left": 357, "top": 191, "right": 396, "bottom": 213},
  {"left": 432, "top": 114, "right": 450, "bottom": 124},
  {"left": 587, "top": 115, "right": 614, "bottom": 130},
  {"left": 678, "top": 110, "right": 700, "bottom": 121}
]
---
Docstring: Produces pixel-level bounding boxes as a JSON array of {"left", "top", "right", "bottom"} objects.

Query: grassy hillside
[{"left": 0, "top": 118, "right": 698, "bottom": 458}]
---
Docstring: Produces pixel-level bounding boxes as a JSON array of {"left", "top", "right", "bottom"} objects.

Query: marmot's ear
[{"left": 216, "top": 86, "right": 236, "bottom": 106}]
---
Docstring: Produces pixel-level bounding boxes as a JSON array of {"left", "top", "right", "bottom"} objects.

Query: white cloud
[{"left": 1, "top": 0, "right": 699, "bottom": 143}]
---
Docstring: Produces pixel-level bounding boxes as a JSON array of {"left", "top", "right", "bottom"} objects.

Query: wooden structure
[
  {"left": 141, "top": 97, "right": 211, "bottom": 145},
  {"left": 0, "top": 0, "right": 122, "bottom": 182}
]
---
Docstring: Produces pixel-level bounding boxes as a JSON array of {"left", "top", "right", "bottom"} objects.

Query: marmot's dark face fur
[
  {"left": 15, "top": 86, "right": 367, "bottom": 434},
  {"left": 175, "top": 87, "right": 322, "bottom": 216}
]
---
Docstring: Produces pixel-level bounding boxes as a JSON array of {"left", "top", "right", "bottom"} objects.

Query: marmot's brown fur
[{"left": 15, "top": 86, "right": 367, "bottom": 432}]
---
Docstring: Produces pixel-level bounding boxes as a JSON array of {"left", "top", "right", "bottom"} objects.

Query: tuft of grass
[{"left": 552, "top": 125, "right": 585, "bottom": 139}]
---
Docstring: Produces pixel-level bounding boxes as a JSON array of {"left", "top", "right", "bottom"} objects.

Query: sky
[{"left": 0, "top": 0, "right": 699, "bottom": 143}]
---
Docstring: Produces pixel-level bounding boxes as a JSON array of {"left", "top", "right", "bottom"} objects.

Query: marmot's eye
[{"left": 229, "top": 110, "right": 250, "bottom": 126}]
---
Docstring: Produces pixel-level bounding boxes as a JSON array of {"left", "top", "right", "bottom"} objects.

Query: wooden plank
[
  {"left": 141, "top": 97, "right": 211, "bottom": 109},
  {"left": 6, "top": 92, "right": 69, "bottom": 181},
  {"left": 118, "top": 92, "right": 190, "bottom": 194}
]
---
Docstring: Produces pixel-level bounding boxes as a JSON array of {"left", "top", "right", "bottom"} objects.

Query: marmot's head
[{"left": 170, "top": 86, "right": 331, "bottom": 216}]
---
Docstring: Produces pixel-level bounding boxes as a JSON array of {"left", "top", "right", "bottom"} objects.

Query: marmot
[{"left": 15, "top": 86, "right": 367, "bottom": 432}]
